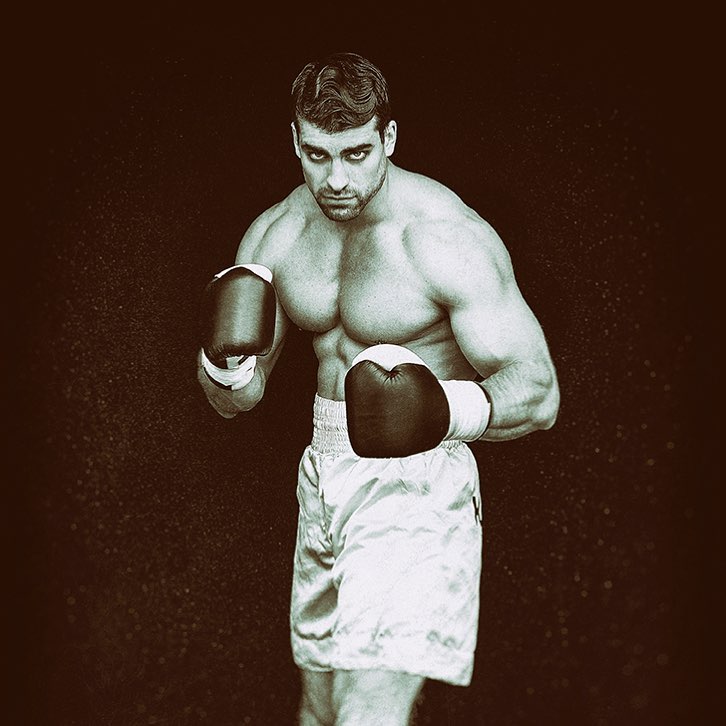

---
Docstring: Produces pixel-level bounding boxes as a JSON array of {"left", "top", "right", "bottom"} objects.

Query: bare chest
[{"left": 274, "top": 226, "right": 441, "bottom": 345}]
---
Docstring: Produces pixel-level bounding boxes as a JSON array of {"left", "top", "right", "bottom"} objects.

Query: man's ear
[
  {"left": 383, "top": 120, "right": 397, "bottom": 157},
  {"left": 291, "top": 122, "right": 301, "bottom": 158}
]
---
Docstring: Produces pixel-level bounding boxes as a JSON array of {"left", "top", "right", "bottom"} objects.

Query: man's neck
[{"left": 342, "top": 162, "right": 397, "bottom": 230}]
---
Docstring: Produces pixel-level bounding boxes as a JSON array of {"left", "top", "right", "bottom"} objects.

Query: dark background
[{"left": 10, "top": 3, "right": 718, "bottom": 724}]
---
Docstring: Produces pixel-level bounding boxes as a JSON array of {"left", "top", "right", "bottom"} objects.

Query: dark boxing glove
[
  {"left": 345, "top": 344, "right": 491, "bottom": 458},
  {"left": 200, "top": 264, "right": 276, "bottom": 390}
]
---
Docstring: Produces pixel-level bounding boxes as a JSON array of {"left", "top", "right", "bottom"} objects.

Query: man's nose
[{"left": 327, "top": 160, "right": 349, "bottom": 192}]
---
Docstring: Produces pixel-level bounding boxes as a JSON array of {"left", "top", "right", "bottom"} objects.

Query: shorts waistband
[{"left": 311, "top": 394, "right": 463, "bottom": 457}]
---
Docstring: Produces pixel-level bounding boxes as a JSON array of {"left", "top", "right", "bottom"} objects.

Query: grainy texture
[{"left": 12, "top": 5, "right": 715, "bottom": 725}]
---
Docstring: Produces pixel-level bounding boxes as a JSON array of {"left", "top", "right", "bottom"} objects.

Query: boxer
[{"left": 198, "top": 52, "right": 560, "bottom": 726}]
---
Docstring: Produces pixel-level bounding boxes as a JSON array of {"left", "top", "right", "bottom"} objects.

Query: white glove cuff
[
  {"left": 200, "top": 349, "right": 257, "bottom": 390},
  {"left": 440, "top": 380, "right": 491, "bottom": 441},
  {"left": 214, "top": 263, "right": 273, "bottom": 283},
  {"left": 349, "top": 343, "right": 428, "bottom": 371}
]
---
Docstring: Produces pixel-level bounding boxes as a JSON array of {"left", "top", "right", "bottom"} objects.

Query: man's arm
[
  {"left": 197, "top": 210, "right": 290, "bottom": 418},
  {"left": 426, "top": 221, "right": 560, "bottom": 441},
  {"left": 196, "top": 293, "right": 289, "bottom": 417}
]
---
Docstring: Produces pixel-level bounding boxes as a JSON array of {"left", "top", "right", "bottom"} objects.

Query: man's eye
[
  {"left": 347, "top": 151, "right": 367, "bottom": 161},
  {"left": 308, "top": 152, "right": 327, "bottom": 162}
]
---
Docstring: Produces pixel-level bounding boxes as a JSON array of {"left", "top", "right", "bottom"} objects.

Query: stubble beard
[{"left": 315, "top": 166, "right": 387, "bottom": 223}]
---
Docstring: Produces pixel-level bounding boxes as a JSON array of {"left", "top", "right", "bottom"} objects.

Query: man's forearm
[{"left": 479, "top": 359, "right": 559, "bottom": 441}]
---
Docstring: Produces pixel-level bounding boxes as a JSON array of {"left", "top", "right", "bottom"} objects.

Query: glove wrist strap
[
  {"left": 200, "top": 349, "right": 256, "bottom": 390},
  {"left": 440, "top": 380, "right": 491, "bottom": 441}
]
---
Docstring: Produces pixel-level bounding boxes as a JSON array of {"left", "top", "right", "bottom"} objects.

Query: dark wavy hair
[{"left": 291, "top": 52, "right": 391, "bottom": 138}]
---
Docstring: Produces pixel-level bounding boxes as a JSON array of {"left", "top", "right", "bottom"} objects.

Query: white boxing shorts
[{"left": 290, "top": 395, "right": 483, "bottom": 686}]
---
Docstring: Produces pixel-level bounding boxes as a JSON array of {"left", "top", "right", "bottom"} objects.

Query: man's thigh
[
  {"left": 333, "top": 669, "right": 424, "bottom": 725},
  {"left": 300, "top": 670, "right": 335, "bottom": 725},
  {"left": 300, "top": 668, "right": 424, "bottom": 726}
]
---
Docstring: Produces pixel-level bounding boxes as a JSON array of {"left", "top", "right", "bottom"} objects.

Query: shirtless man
[{"left": 197, "top": 53, "right": 559, "bottom": 726}]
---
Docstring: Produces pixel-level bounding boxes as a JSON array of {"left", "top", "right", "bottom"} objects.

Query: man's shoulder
[
  {"left": 237, "top": 185, "right": 313, "bottom": 260},
  {"left": 397, "top": 170, "right": 496, "bottom": 241},
  {"left": 399, "top": 180, "right": 505, "bottom": 259},
  {"left": 248, "top": 186, "right": 312, "bottom": 241},
  {"left": 395, "top": 172, "right": 512, "bottom": 288}
]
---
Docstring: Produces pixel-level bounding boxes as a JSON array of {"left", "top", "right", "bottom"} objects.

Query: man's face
[{"left": 292, "top": 117, "right": 397, "bottom": 222}]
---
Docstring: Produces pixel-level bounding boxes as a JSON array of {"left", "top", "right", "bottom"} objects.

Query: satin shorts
[{"left": 290, "top": 395, "right": 483, "bottom": 686}]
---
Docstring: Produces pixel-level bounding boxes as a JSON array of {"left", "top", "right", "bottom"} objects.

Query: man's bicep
[{"left": 448, "top": 280, "right": 549, "bottom": 379}]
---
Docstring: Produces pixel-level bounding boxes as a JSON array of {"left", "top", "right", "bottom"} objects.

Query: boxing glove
[
  {"left": 345, "top": 344, "right": 491, "bottom": 458},
  {"left": 200, "top": 263, "right": 276, "bottom": 390}
]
